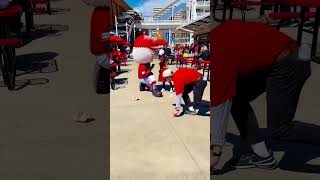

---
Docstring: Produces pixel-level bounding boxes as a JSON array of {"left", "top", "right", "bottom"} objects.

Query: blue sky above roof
[{"left": 125, "top": 0, "right": 185, "bottom": 16}]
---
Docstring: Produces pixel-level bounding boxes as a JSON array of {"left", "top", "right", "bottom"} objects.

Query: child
[{"left": 158, "top": 58, "right": 174, "bottom": 93}]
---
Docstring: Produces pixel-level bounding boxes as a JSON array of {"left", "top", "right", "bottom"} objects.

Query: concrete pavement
[{"left": 110, "top": 60, "right": 210, "bottom": 180}]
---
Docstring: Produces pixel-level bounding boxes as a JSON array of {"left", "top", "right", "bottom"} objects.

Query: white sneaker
[
  {"left": 161, "top": 88, "right": 166, "bottom": 92},
  {"left": 170, "top": 88, "right": 174, "bottom": 93},
  {"left": 186, "top": 106, "right": 199, "bottom": 115}
]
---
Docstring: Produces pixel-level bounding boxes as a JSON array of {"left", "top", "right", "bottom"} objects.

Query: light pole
[
  {"left": 172, "top": 0, "right": 174, "bottom": 23},
  {"left": 133, "top": 24, "right": 136, "bottom": 40},
  {"left": 126, "top": 22, "right": 129, "bottom": 41},
  {"left": 115, "top": 15, "right": 118, "bottom": 36},
  {"left": 169, "top": 29, "right": 171, "bottom": 46}
]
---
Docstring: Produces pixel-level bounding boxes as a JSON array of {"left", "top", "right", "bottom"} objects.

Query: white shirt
[{"left": 159, "top": 49, "right": 164, "bottom": 56}]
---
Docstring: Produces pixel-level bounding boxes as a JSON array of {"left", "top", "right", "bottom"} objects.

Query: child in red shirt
[{"left": 158, "top": 58, "right": 174, "bottom": 92}]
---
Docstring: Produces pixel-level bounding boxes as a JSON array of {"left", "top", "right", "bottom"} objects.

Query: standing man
[
  {"left": 162, "top": 68, "right": 207, "bottom": 117},
  {"left": 210, "top": 20, "right": 312, "bottom": 172}
]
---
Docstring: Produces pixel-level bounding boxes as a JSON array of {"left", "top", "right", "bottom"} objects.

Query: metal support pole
[
  {"left": 297, "top": 6, "right": 307, "bottom": 45},
  {"left": 115, "top": 15, "right": 118, "bottom": 36},
  {"left": 311, "top": 8, "right": 320, "bottom": 62},
  {"left": 133, "top": 24, "right": 136, "bottom": 40}
]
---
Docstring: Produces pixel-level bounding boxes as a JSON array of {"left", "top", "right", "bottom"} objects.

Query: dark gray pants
[
  {"left": 231, "top": 51, "right": 311, "bottom": 145},
  {"left": 183, "top": 79, "right": 207, "bottom": 107}
]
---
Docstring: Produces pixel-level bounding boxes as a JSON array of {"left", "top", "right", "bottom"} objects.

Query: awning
[{"left": 176, "top": 13, "right": 215, "bottom": 35}]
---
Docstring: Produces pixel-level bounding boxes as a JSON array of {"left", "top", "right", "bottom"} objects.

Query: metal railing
[
  {"left": 142, "top": 17, "right": 188, "bottom": 25},
  {"left": 195, "top": 12, "right": 210, "bottom": 17},
  {"left": 196, "top": 1, "right": 210, "bottom": 6}
]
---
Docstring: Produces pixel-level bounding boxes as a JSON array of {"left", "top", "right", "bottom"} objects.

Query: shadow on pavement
[
  {"left": 118, "top": 69, "right": 131, "bottom": 74},
  {"left": 113, "top": 78, "right": 128, "bottom": 90},
  {"left": 215, "top": 121, "right": 320, "bottom": 175},
  {"left": 171, "top": 101, "right": 210, "bottom": 117},
  {"left": 198, "top": 100, "right": 210, "bottom": 116},
  {"left": 16, "top": 52, "right": 59, "bottom": 76},
  {"left": 115, "top": 78, "right": 128, "bottom": 86},
  {"left": 156, "top": 84, "right": 172, "bottom": 91},
  {"left": 21, "top": 24, "right": 69, "bottom": 46},
  {"left": 0, "top": 78, "right": 49, "bottom": 90},
  {"left": 50, "top": 7, "right": 71, "bottom": 15}
]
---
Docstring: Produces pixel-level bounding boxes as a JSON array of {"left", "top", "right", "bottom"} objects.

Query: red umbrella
[
  {"left": 124, "top": 41, "right": 131, "bottom": 47},
  {"left": 154, "top": 39, "right": 168, "bottom": 46},
  {"left": 110, "top": 35, "right": 125, "bottom": 44}
]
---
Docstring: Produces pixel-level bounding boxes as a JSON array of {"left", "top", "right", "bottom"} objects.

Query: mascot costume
[
  {"left": 132, "top": 35, "right": 163, "bottom": 97},
  {"left": 83, "top": 0, "right": 110, "bottom": 94}
]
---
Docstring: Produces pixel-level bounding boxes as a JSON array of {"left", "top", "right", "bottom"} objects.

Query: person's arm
[
  {"left": 175, "top": 94, "right": 182, "bottom": 109},
  {"left": 211, "top": 99, "right": 232, "bottom": 146},
  {"left": 173, "top": 94, "right": 182, "bottom": 117},
  {"left": 141, "top": 70, "right": 151, "bottom": 78},
  {"left": 210, "top": 99, "right": 232, "bottom": 169}
]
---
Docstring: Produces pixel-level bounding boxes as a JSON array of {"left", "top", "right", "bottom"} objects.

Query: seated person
[{"left": 199, "top": 45, "right": 210, "bottom": 61}]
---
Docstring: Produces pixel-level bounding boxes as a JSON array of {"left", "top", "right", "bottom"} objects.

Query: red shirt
[
  {"left": 138, "top": 64, "right": 151, "bottom": 79},
  {"left": 90, "top": 7, "right": 110, "bottom": 55},
  {"left": 210, "top": 20, "right": 297, "bottom": 107},
  {"left": 173, "top": 68, "right": 202, "bottom": 95}
]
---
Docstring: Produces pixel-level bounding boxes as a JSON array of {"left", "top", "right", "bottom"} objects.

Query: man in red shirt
[
  {"left": 210, "top": 20, "right": 312, "bottom": 172},
  {"left": 162, "top": 68, "right": 207, "bottom": 117}
]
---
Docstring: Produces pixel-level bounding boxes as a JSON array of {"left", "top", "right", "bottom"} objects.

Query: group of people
[{"left": 132, "top": 35, "right": 208, "bottom": 117}]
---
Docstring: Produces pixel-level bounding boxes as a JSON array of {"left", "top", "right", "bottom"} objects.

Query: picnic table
[
  {"left": 215, "top": 0, "right": 320, "bottom": 62},
  {"left": 280, "top": 0, "right": 320, "bottom": 62}
]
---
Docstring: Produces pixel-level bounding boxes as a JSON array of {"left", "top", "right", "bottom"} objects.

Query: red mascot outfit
[{"left": 132, "top": 35, "right": 163, "bottom": 97}]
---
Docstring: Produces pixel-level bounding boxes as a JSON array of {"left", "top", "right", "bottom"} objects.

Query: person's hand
[
  {"left": 211, "top": 145, "right": 222, "bottom": 169},
  {"left": 172, "top": 107, "right": 181, "bottom": 117}
]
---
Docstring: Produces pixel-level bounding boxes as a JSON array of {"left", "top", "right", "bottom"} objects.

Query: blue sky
[{"left": 125, "top": 0, "right": 185, "bottom": 16}]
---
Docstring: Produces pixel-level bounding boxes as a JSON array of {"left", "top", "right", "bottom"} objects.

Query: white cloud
[{"left": 134, "top": 0, "right": 185, "bottom": 16}]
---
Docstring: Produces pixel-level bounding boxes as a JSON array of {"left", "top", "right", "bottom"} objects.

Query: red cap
[{"left": 134, "top": 35, "right": 162, "bottom": 49}]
